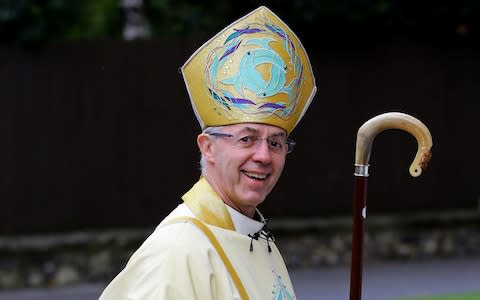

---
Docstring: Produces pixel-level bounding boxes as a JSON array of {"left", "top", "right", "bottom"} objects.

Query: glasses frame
[{"left": 206, "top": 132, "right": 296, "bottom": 154}]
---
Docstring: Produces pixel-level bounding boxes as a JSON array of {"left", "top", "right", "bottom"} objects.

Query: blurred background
[{"left": 0, "top": 0, "right": 479, "bottom": 297}]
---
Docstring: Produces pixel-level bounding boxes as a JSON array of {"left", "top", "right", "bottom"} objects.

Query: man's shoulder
[
  {"left": 124, "top": 217, "right": 217, "bottom": 271},
  {"left": 163, "top": 203, "right": 194, "bottom": 220},
  {"left": 143, "top": 208, "right": 214, "bottom": 251}
]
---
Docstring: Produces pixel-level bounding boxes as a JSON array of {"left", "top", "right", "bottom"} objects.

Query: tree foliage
[
  {"left": 0, "top": 0, "right": 122, "bottom": 44},
  {"left": 1, "top": 0, "right": 480, "bottom": 44}
]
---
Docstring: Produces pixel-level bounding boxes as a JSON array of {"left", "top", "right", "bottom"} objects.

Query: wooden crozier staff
[{"left": 349, "top": 112, "right": 433, "bottom": 300}]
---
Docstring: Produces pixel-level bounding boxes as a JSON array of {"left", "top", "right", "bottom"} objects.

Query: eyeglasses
[{"left": 206, "top": 132, "right": 296, "bottom": 154}]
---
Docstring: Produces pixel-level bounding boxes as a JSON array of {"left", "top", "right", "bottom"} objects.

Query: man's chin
[{"left": 239, "top": 193, "right": 267, "bottom": 208}]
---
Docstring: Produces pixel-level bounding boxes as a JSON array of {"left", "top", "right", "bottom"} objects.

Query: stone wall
[{"left": 1, "top": 212, "right": 479, "bottom": 290}]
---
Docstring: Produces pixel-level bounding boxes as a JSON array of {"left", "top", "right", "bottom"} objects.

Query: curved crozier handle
[{"left": 355, "top": 112, "right": 433, "bottom": 177}]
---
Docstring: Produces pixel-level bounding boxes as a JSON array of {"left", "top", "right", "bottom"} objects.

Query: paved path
[
  {"left": 0, "top": 258, "right": 479, "bottom": 300},
  {"left": 292, "top": 258, "right": 480, "bottom": 300}
]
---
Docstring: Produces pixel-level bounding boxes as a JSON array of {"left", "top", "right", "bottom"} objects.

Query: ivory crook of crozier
[{"left": 355, "top": 112, "right": 433, "bottom": 177}]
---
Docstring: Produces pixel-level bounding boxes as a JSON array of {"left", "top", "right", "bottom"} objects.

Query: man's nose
[{"left": 252, "top": 139, "right": 273, "bottom": 163}]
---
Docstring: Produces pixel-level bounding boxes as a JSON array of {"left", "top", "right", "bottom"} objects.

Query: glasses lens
[
  {"left": 207, "top": 131, "right": 295, "bottom": 154},
  {"left": 286, "top": 139, "right": 295, "bottom": 154}
]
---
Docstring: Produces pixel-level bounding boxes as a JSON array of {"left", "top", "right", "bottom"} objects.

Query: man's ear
[{"left": 197, "top": 134, "right": 215, "bottom": 163}]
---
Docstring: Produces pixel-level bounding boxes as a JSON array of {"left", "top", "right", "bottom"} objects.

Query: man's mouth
[{"left": 242, "top": 171, "right": 269, "bottom": 181}]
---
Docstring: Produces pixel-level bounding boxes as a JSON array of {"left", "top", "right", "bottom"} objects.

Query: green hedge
[{"left": 1, "top": 0, "right": 480, "bottom": 44}]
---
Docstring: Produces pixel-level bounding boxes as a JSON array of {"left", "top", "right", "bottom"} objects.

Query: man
[{"left": 100, "top": 6, "right": 316, "bottom": 300}]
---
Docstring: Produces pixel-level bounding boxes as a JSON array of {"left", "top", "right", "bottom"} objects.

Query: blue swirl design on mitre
[{"left": 204, "top": 21, "right": 304, "bottom": 120}]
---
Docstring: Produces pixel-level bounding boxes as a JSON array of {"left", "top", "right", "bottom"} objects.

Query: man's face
[{"left": 202, "top": 123, "right": 287, "bottom": 216}]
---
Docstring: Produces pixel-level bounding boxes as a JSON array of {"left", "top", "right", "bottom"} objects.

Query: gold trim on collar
[
  {"left": 161, "top": 216, "right": 248, "bottom": 300},
  {"left": 182, "top": 177, "right": 236, "bottom": 231}
]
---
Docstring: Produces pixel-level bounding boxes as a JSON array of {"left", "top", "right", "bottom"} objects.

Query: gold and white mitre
[{"left": 181, "top": 6, "right": 316, "bottom": 135}]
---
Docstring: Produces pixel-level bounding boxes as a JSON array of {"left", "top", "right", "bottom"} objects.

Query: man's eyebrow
[
  {"left": 237, "top": 126, "right": 260, "bottom": 135},
  {"left": 270, "top": 131, "right": 286, "bottom": 137},
  {"left": 237, "top": 126, "right": 286, "bottom": 137}
]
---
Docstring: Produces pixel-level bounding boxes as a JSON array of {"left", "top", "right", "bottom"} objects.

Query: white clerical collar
[{"left": 225, "top": 205, "right": 266, "bottom": 236}]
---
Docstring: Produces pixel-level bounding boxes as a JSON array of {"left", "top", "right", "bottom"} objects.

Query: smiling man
[
  {"left": 100, "top": 6, "right": 316, "bottom": 300},
  {"left": 199, "top": 124, "right": 289, "bottom": 218}
]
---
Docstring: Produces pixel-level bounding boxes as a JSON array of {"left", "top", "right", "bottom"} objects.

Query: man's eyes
[
  {"left": 239, "top": 136, "right": 256, "bottom": 143},
  {"left": 268, "top": 140, "right": 281, "bottom": 147},
  {"left": 236, "top": 136, "right": 285, "bottom": 149}
]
